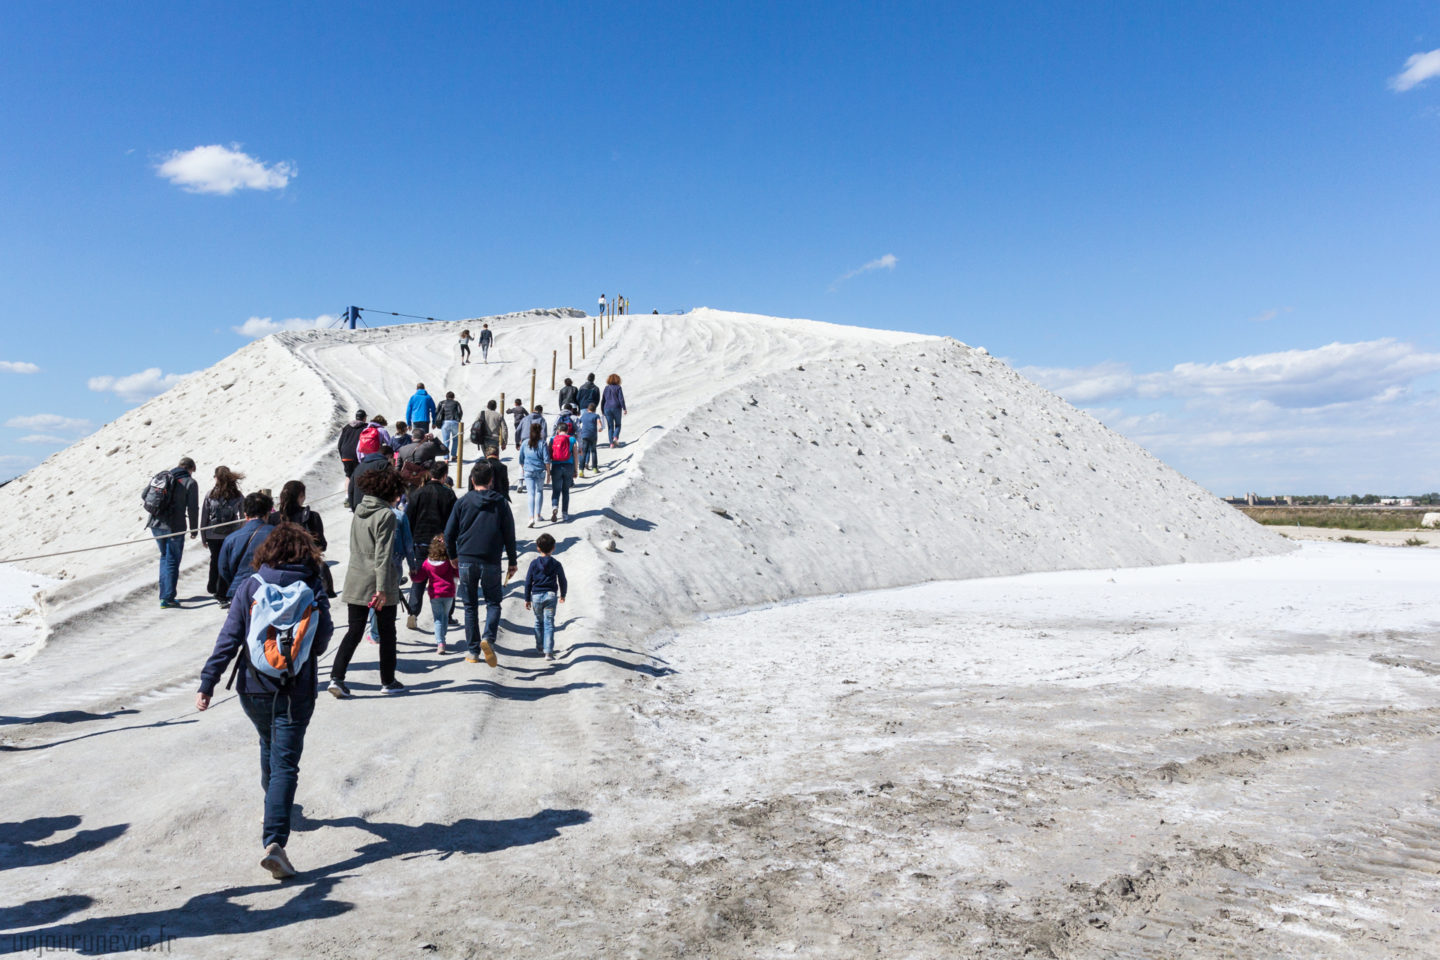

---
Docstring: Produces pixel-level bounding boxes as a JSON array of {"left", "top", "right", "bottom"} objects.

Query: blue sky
[{"left": 2, "top": 1, "right": 1438, "bottom": 494}]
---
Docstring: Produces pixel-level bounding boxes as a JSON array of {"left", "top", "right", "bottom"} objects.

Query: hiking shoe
[
  {"left": 406, "top": 614, "right": 418, "bottom": 631},
  {"left": 159, "top": 599, "right": 180, "bottom": 609},
  {"left": 381, "top": 680, "right": 406, "bottom": 694},
  {"left": 327, "top": 679, "right": 351, "bottom": 699},
  {"left": 551, "top": 510, "right": 558, "bottom": 522},
  {"left": 466, "top": 654, "right": 480, "bottom": 664},
  {"left": 260, "top": 842, "right": 296, "bottom": 879},
  {"left": 480, "top": 639, "right": 498, "bottom": 668},
  {"left": 436, "top": 642, "right": 446, "bottom": 655},
  {"left": 547, "top": 652, "right": 556, "bottom": 661}
]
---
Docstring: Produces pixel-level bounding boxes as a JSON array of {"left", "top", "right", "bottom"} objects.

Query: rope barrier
[{"left": 0, "top": 489, "right": 349, "bottom": 566}]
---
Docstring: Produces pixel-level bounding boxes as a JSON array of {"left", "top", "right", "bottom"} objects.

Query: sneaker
[
  {"left": 159, "top": 599, "right": 180, "bottom": 609},
  {"left": 327, "top": 679, "right": 351, "bottom": 699},
  {"left": 528, "top": 519, "right": 535, "bottom": 528},
  {"left": 367, "top": 633, "right": 379, "bottom": 645},
  {"left": 406, "top": 614, "right": 418, "bottom": 631},
  {"left": 436, "top": 642, "right": 446, "bottom": 655},
  {"left": 466, "top": 655, "right": 480, "bottom": 664},
  {"left": 547, "top": 652, "right": 556, "bottom": 661},
  {"left": 381, "top": 680, "right": 406, "bottom": 694},
  {"left": 551, "top": 510, "right": 558, "bottom": 522},
  {"left": 260, "top": 842, "right": 296, "bottom": 879},
  {"left": 562, "top": 514, "right": 570, "bottom": 522},
  {"left": 480, "top": 639, "right": 498, "bottom": 668}
]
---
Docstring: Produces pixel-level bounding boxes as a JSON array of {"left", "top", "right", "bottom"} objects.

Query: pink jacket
[{"left": 421, "top": 558, "right": 457, "bottom": 599}]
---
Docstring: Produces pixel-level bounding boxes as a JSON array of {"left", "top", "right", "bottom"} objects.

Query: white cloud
[
  {"left": 831, "top": 253, "right": 898, "bottom": 289},
  {"left": 4, "top": 414, "right": 92, "bottom": 433},
  {"left": 156, "top": 144, "right": 295, "bottom": 195},
  {"left": 234, "top": 314, "right": 337, "bottom": 338},
  {"left": 0, "top": 361, "right": 39, "bottom": 374},
  {"left": 1017, "top": 361, "right": 1136, "bottom": 404},
  {"left": 18, "top": 434, "right": 68, "bottom": 444},
  {"left": 87, "top": 368, "right": 189, "bottom": 402},
  {"left": 1390, "top": 48, "right": 1440, "bottom": 92}
]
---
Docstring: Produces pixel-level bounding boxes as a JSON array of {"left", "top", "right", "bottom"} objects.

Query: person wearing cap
[{"left": 338, "top": 410, "right": 369, "bottom": 481}]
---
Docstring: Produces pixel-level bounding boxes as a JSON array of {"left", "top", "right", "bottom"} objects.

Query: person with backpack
[
  {"left": 195, "top": 521, "right": 333, "bottom": 880},
  {"left": 459, "top": 330, "right": 473, "bottom": 365},
  {"left": 142, "top": 457, "right": 200, "bottom": 609},
  {"left": 517, "top": 421, "right": 551, "bottom": 528},
  {"left": 558, "top": 377, "right": 578, "bottom": 412},
  {"left": 219, "top": 492, "right": 277, "bottom": 608},
  {"left": 337, "top": 410, "right": 368, "bottom": 481},
  {"left": 275, "top": 480, "right": 335, "bottom": 598},
  {"left": 577, "top": 403, "right": 602, "bottom": 478},
  {"left": 548, "top": 422, "right": 576, "bottom": 523},
  {"left": 602, "top": 374, "right": 627, "bottom": 447},
  {"left": 406, "top": 384, "right": 437, "bottom": 432},
  {"left": 330, "top": 467, "right": 406, "bottom": 697},
  {"left": 444, "top": 460, "right": 517, "bottom": 669},
  {"left": 435, "top": 392, "right": 463, "bottom": 462},
  {"left": 574, "top": 373, "right": 600, "bottom": 417},
  {"left": 478, "top": 323, "right": 494, "bottom": 363},
  {"left": 474, "top": 399, "right": 508, "bottom": 453},
  {"left": 201, "top": 466, "right": 246, "bottom": 604},
  {"left": 405, "top": 463, "right": 456, "bottom": 624}
]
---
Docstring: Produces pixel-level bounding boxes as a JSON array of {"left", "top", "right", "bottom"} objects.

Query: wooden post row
[
  {"left": 455, "top": 422, "right": 465, "bottom": 487},
  {"left": 569, "top": 335, "right": 573, "bottom": 369},
  {"left": 530, "top": 368, "right": 536, "bottom": 410},
  {"left": 581, "top": 325, "right": 586, "bottom": 360}
]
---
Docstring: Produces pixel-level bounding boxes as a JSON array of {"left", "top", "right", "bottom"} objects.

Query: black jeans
[
  {"left": 239, "top": 690, "right": 314, "bottom": 849},
  {"left": 331, "top": 603, "right": 398, "bottom": 685},
  {"left": 205, "top": 539, "right": 227, "bottom": 597}
]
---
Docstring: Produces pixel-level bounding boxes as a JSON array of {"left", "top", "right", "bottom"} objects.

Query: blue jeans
[
  {"left": 525, "top": 472, "right": 545, "bottom": 518},
  {"left": 604, "top": 410, "right": 622, "bottom": 443},
  {"left": 431, "top": 596, "right": 454, "bottom": 647},
  {"left": 550, "top": 463, "right": 573, "bottom": 515},
  {"left": 531, "top": 591, "right": 557, "bottom": 654},
  {"left": 152, "top": 528, "right": 185, "bottom": 602},
  {"left": 441, "top": 420, "right": 460, "bottom": 460},
  {"left": 579, "top": 437, "right": 598, "bottom": 471},
  {"left": 457, "top": 560, "right": 503, "bottom": 654},
  {"left": 239, "top": 690, "right": 314, "bottom": 849}
]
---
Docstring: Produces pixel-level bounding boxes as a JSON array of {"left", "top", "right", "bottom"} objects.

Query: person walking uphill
[
  {"left": 201, "top": 466, "right": 245, "bottom": 604},
  {"left": 479, "top": 323, "right": 494, "bottom": 363},
  {"left": 196, "top": 522, "right": 334, "bottom": 880},
  {"left": 406, "top": 384, "right": 438, "bottom": 433},
  {"left": 405, "top": 463, "right": 456, "bottom": 625},
  {"left": 219, "top": 492, "right": 277, "bottom": 608},
  {"left": 444, "top": 460, "right": 517, "bottom": 669},
  {"left": 435, "top": 392, "right": 463, "bottom": 462},
  {"left": 469, "top": 399, "right": 508, "bottom": 454},
  {"left": 329, "top": 468, "right": 407, "bottom": 697},
  {"left": 602, "top": 374, "right": 627, "bottom": 447},
  {"left": 459, "top": 329, "right": 473, "bottom": 365},
  {"left": 337, "top": 410, "right": 368, "bottom": 481},
  {"left": 575, "top": 374, "right": 600, "bottom": 421},
  {"left": 142, "top": 457, "right": 200, "bottom": 608}
]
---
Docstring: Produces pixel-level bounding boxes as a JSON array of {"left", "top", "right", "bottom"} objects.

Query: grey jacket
[{"left": 341, "top": 495, "right": 398, "bottom": 606}]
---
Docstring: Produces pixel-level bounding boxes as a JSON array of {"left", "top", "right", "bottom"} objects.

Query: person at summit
[
  {"left": 406, "top": 384, "right": 438, "bottom": 433},
  {"left": 142, "top": 457, "right": 200, "bottom": 609},
  {"left": 435, "top": 391, "right": 463, "bottom": 461}
]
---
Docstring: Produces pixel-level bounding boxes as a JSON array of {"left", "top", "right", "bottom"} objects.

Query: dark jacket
[
  {"left": 486, "top": 456, "right": 511, "bottom": 502},
  {"left": 397, "top": 439, "right": 443, "bottom": 466},
  {"left": 524, "top": 555, "right": 567, "bottom": 601},
  {"left": 575, "top": 381, "right": 600, "bottom": 411},
  {"left": 436, "top": 398, "right": 463, "bottom": 423},
  {"left": 348, "top": 452, "right": 389, "bottom": 510},
  {"left": 144, "top": 467, "right": 199, "bottom": 534},
  {"left": 338, "top": 420, "right": 366, "bottom": 462},
  {"left": 200, "top": 493, "right": 245, "bottom": 543},
  {"left": 510, "top": 404, "right": 529, "bottom": 431},
  {"left": 219, "top": 519, "right": 276, "bottom": 599},
  {"left": 198, "top": 562, "right": 333, "bottom": 698},
  {"left": 602, "top": 383, "right": 626, "bottom": 413},
  {"left": 444, "top": 489, "right": 517, "bottom": 565},
  {"left": 479, "top": 328, "right": 493, "bottom": 347},
  {"left": 277, "top": 505, "right": 327, "bottom": 552},
  {"left": 408, "top": 480, "right": 457, "bottom": 548},
  {"left": 558, "top": 383, "right": 578, "bottom": 410}
]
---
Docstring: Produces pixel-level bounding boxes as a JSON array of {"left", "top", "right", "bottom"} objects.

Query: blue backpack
[{"left": 241, "top": 575, "right": 320, "bottom": 684}]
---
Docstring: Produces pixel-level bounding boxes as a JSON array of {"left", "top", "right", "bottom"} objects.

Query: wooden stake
[
  {"left": 569, "top": 335, "right": 573, "bottom": 369},
  {"left": 580, "top": 325, "right": 586, "bottom": 360},
  {"left": 551, "top": 350, "right": 557, "bottom": 391},
  {"left": 530, "top": 368, "right": 536, "bottom": 410},
  {"left": 455, "top": 422, "right": 465, "bottom": 487}
]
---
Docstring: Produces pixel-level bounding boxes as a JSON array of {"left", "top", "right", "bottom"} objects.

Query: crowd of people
[{"left": 144, "top": 363, "right": 628, "bottom": 877}]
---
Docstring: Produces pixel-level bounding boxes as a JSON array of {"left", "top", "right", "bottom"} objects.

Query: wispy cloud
[
  {"left": 18, "top": 434, "right": 68, "bottom": 445},
  {"left": 87, "top": 368, "right": 190, "bottom": 402},
  {"left": 4, "top": 414, "right": 91, "bottom": 433},
  {"left": 1246, "top": 306, "right": 1292, "bottom": 324},
  {"left": 0, "top": 360, "right": 39, "bottom": 374},
  {"left": 830, "top": 253, "right": 898, "bottom": 290},
  {"left": 234, "top": 314, "right": 337, "bottom": 338},
  {"left": 1390, "top": 48, "right": 1440, "bottom": 92},
  {"left": 156, "top": 144, "right": 295, "bottom": 195}
]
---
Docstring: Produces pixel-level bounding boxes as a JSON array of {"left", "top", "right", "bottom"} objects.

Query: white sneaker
[
  {"left": 261, "top": 842, "right": 296, "bottom": 879},
  {"left": 528, "top": 518, "right": 536, "bottom": 528}
]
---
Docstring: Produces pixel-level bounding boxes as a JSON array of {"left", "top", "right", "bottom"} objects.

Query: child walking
[
  {"left": 421, "top": 535, "right": 458, "bottom": 654},
  {"left": 524, "top": 533, "right": 568, "bottom": 660}
]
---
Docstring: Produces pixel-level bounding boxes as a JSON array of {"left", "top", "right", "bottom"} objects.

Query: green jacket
[{"left": 342, "top": 495, "right": 398, "bottom": 606}]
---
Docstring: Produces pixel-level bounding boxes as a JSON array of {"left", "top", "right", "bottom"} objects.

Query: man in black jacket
[
  {"left": 484, "top": 446, "right": 510, "bottom": 502},
  {"left": 444, "top": 461, "right": 517, "bottom": 667},
  {"left": 405, "top": 463, "right": 457, "bottom": 624},
  {"left": 144, "top": 457, "right": 200, "bottom": 608},
  {"left": 337, "top": 410, "right": 367, "bottom": 480},
  {"left": 574, "top": 374, "right": 600, "bottom": 414},
  {"left": 436, "top": 392, "right": 463, "bottom": 462}
]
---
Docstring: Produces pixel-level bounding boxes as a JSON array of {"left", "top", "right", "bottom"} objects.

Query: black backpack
[
  {"left": 142, "top": 471, "right": 177, "bottom": 517},
  {"left": 469, "top": 420, "right": 484, "bottom": 445},
  {"left": 208, "top": 496, "right": 240, "bottom": 527}
]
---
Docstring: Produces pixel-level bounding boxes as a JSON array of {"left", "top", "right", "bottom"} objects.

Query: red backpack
[
  {"left": 357, "top": 425, "right": 381, "bottom": 455},
  {"left": 550, "top": 432, "right": 572, "bottom": 461}
]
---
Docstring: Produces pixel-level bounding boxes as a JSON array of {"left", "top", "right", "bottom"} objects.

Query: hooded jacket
[
  {"left": 219, "top": 518, "right": 277, "bottom": 598},
  {"left": 348, "top": 452, "right": 389, "bottom": 510},
  {"left": 342, "top": 495, "right": 399, "bottom": 605},
  {"left": 444, "top": 488, "right": 517, "bottom": 565},
  {"left": 406, "top": 389, "right": 438, "bottom": 426},
  {"left": 338, "top": 419, "right": 367, "bottom": 462},
  {"left": 575, "top": 381, "right": 601, "bottom": 411},
  {"left": 198, "top": 562, "right": 334, "bottom": 698}
]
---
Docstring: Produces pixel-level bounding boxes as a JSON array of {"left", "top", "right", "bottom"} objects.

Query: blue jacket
[
  {"left": 579, "top": 410, "right": 601, "bottom": 440},
  {"left": 219, "top": 519, "right": 276, "bottom": 598},
  {"left": 198, "top": 562, "right": 333, "bottom": 698},
  {"left": 517, "top": 438, "right": 551, "bottom": 477},
  {"left": 524, "top": 555, "right": 567, "bottom": 601},
  {"left": 602, "top": 383, "right": 626, "bottom": 414},
  {"left": 444, "top": 489, "right": 517, "bottom": 565},
  {"left": 406, "top": 389, "right": 437, "bottom": 425},
  {"left": 575, "top": 381, "right": 600, "bottom": 411}
]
